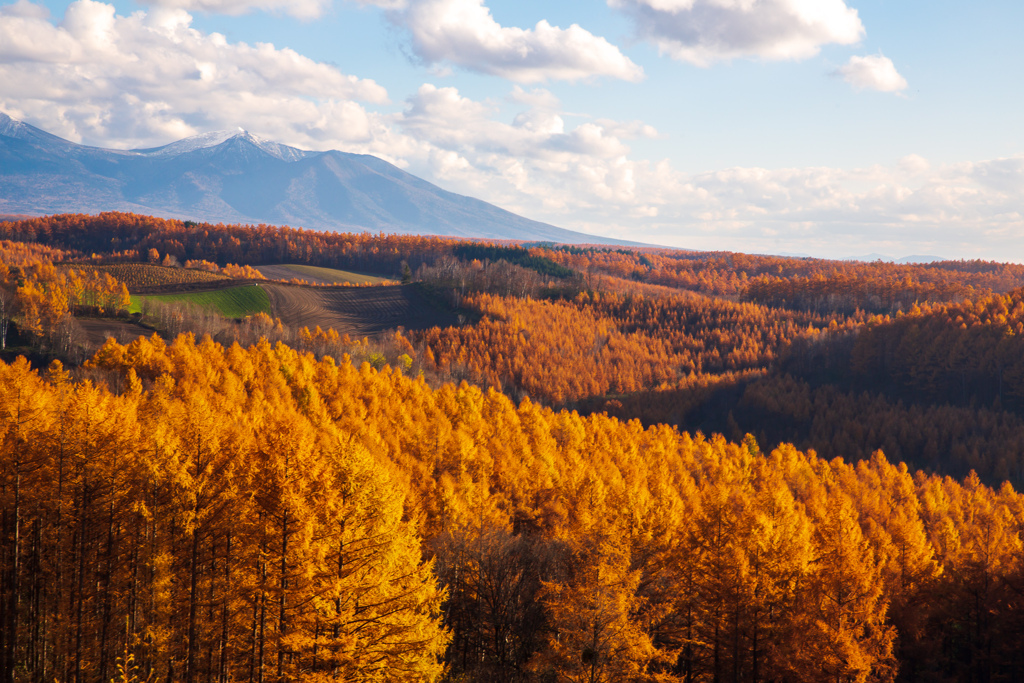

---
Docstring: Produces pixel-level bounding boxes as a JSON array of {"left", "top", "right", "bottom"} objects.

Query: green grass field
[
  {"left": 260, "top": 264, "right": 391, "bottom": 285},
  {"left": 130, "top": 284, "right": 271, "bottom": 318}
]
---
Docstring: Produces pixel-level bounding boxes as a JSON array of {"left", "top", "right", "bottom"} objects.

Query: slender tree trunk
[
  {"left": 334, "top": 518, "right": 345, "bottom": 640},
  {"left": 129, "top": 516, "right": 140, "bottom": 649},
  {"left": 98, "top": 499, "right": 118, "bottom": 683},
  {"left": 751, "top": 610, "right": 759, "bottom": 683},
  {"left": 258, "top": 538, "right": 267, "bottom": 683},
  {"left": 5, "top": 469, "right": 22, "bottom": 683},
  {"left": 145, "top": 491, "right": 158, "bottom": 683},
  {"left": 220, "top": 533, "right": 230, "bottom": 683},
  {"left": 30, "top": 517, "right": 42, "bottom": 683},
  {"left": 684, "top": 605, "right": 693, "bottom": 683},
  {"left": 0, "top": 510, "right": 10, "bottom": 683},
  {"left": 732, "top": 605, "right": 740, "bottom": 683},
  {"left": 277, "top": 510, "right": 288, "bottom": 683},
  {"left": 53, "top": 430, "right": 67, "bottom": 683},
  {"left": 248, "top": 577, "right": 258, "bottom": 683},
  {"left": 207, "top": 539, "right": 216, "bottom": 683},
  {"left": 258, "top": 586, "right": 266, "bottom": 683},
  {"left": 713, "top": 617, "right": 721, "bottom": 683},
  {"left": 73, "top": 479, "right": 89, "bottom": 683},
  {"left": 187, "top": 509, "right": 201, "bottom": 683},
  {"left": 751, "top": 551, "right": 760, "bottom": 683}
]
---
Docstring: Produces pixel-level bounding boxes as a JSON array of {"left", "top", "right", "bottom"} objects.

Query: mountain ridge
[{"left": 0, "top": 113, "right": 643, "bottom": 245}]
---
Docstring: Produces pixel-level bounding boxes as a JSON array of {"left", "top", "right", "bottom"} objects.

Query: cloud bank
[
  {"left": 610, "top": 0, "right": 864, "bottom": 65},
  {"left": 127, "top": 0, "right": 644, "bottom": 85},
  {"left": 398, "top": 84, "right": 656, "bottom": 210},
  {"left": 385, "top": 85, "right": 1023, "bottom": 260},
  {"left": 0, "top": 0, "right": 388, "bottom": 148},
  {"left": 386, "top": 0, "right": 644, "bottom": 83}
]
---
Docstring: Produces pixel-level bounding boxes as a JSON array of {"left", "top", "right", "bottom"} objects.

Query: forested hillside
[
  {"left": 2, "top": 336, "right": 1024, "bottom": 683},
  {"left": 3, "top": 213, "right": 1024, "bottom": 682}
]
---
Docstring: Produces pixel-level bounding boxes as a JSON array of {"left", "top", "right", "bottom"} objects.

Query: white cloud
[
  {"left": 391, "top": 88, "right": 1024, "bottom": 259},
  {"left": 835, "top": 54, "right": 907, "bottom": 93},
  {"left": 614, "top": 157, "right": 1024, "bottom": 259},
  {"left": 137, "top": 0, "right": 331, "bottom": 20},
  {"left": 610, "top": 0, "right": 864, "bottom": 66},
  {"left": 396, "top": 84, "right": 654, "bottom": 207},
  {"left": 0, "top": 0, "right": 49, "bottom": 19},
  {"left": 508, "top": 85, "right": 559, "bottom": 109},
  {"left": 0, "top": 0, "right": 389, "bottom": 149},
  {"left": 390, "top": 0, "right": 643, "bottom": 83}
]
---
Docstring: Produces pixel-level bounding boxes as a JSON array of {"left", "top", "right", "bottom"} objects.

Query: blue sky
[{"left": 2, "top": 0, "right": 1023, "bottom": 260}]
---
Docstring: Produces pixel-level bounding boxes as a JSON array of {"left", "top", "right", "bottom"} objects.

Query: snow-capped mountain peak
[
  {"left": 0, "top": 111, "right": 77, "bottom": 149},
  {"left": 0, "top": 111, "right": 28, "bottom": 138},
  {"left": 133, "top": 128, "right": 249, "bottom": 156},
  {"left": 133, "top": 128, "right": 313, "bottom": 162}
]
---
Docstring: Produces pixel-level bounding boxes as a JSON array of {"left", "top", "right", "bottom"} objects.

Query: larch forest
[{"left": 2, "top": 213, "right": 1024, "bottom": 683}]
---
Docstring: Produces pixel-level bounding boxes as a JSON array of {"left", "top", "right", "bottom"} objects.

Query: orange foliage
[
  {"left": 0, "top": 245, "right": 131, "bottom": 351},
  {"left": 546, "top": 246, "right": 1024, "bottom": 310},
  {"left": 416, "top": 290, "right": 856, "bottom": 405},
  {"left": 1, "top": 337, "right": 1021, "bottom": 680},
  {"left": 848, "top": 289, "right": 1024, "bottom": 406},
  {"left": 0, "top": 212, "right": 470, "bottom": 275}
]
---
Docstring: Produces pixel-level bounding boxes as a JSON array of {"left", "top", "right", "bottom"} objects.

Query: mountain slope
[{"left": 0, "top": 113, "right": 639, "bottom": 245}]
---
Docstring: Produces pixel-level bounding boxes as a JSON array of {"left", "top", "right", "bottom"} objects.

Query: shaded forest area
[{"left": 4, "top": 213, "right": 1024, "bottom": 681}]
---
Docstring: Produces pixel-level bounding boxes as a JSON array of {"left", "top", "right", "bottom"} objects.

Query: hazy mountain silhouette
[
  {"left": 0, "top": 113, "right": 641, "bottom": 245},
  {"left": 844, "top": 253, "right": 947, "bottom": 264}
]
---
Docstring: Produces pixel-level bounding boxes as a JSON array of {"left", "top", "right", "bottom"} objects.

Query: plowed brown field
[
  {"left": 263, "top": 283, "right": 458, "bottom": 336},
  {"left": 77, "top": 318, "right": 163, "bottom": 348},
  {"left": 257, "top": 264, "right": 389, "bottom": 285}
]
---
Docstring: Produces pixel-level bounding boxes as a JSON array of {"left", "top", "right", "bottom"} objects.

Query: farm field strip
[
  {"left": 84, "top": 263, "right": 229, "bottom": 289},
  {"left": 131, "top": 284, "right": 271, "bottom": 318},
  {"left": 76, "top": 317, "right": 163, "bottom": 348},
  {"left": 257, "top": 264, "right": 391, "bottom": 285},
  {"left": 263, "top": 283, "right": 458, "bottom": 336}
]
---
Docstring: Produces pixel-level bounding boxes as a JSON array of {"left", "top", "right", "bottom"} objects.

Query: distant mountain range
[
  {"left": 0, "top": 112, "right": 639, "bottom": 245},
  {"left": 845, "top": 253, "right": 948, "bottom": 264},
  {"left": 759, "top": 251, "right": 948, "bottom": 264}
]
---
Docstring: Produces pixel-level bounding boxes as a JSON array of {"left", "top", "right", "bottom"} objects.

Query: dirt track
[{"left": 262, "top": 283, "right": 458, "bottom": 337}]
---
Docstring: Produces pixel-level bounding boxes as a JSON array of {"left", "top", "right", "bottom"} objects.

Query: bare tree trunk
[
  {"left": 219, "top": 533, "right": 230, "bottom": 683},
  {"left": 258, "top": 557, "right": 266, "bottom": 683},
  {"left": 277, "top": 511, "right": 288, "bottom": 683},
  {"left": 187, "top": 507, "right": 201, "bottom": 683},
  {"left": 73, "top": 480, "right": 89, "bottom": 683}
]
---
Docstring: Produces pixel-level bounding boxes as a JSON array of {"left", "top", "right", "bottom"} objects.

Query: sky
[{"left": 1, "top": 0, "right": 1023, "bottom": 260}]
